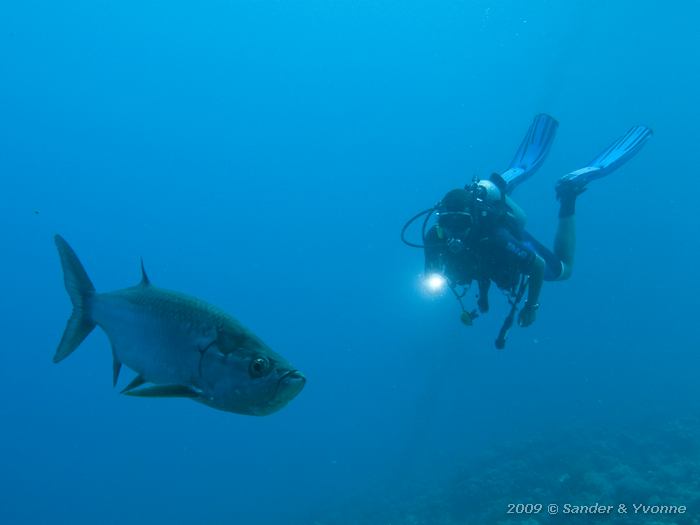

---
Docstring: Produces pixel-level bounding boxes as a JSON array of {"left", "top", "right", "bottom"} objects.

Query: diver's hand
[{"left": 518, "top": 303, "right": 539, "bottom": 327}]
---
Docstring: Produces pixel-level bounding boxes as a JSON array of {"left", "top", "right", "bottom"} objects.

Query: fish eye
[{"left": 249, "top": 357, "right": 270, "bottom": 378}]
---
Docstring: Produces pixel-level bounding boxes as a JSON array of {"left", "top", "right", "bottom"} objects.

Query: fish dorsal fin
[{"left": 140, "top": 258, "right": 150, "bottom": 286}]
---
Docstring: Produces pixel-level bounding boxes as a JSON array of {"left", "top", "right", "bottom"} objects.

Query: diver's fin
[
  {"left": 120, "top": 375, "right": 147, "bottom": 394},
  {"left": 558, "top": 126, "right": 653, "bottom": 188},
  {"left": 112, "top": 355, "right": 122, "bottom": 387},
  {"left": 139, "top": 258, "right": 150, "bottom": 286},
  {"left": 123, "top": 384, "right": 201, "bottom": 399},
  {"left": 54, "top": 235, "right": 97, "bottom": 363},
  {"left": 501, "top": 113, "right": 559, "bottom": 194}
]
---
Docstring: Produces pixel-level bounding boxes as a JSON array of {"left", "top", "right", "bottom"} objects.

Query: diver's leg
[
  {"left": 553, "top": 191, "right": 578, "bottom": 280},
  {"left": 521, "top": 232, "right": 566, "bottom": 282},
  {"left": 554, "top": 216, "right": 575, "bottom": 280},
  {"left": 550, "top": 125, "right": 653, "bottom": 281}
]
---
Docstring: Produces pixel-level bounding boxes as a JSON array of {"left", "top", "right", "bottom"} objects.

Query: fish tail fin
[{"left": 54, "top": 235, "right": 97, "bottom": 363}]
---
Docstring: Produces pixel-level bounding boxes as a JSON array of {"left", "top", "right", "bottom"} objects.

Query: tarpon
[{"left": 53, "top": 235, "right": 305, "bottom": 415}]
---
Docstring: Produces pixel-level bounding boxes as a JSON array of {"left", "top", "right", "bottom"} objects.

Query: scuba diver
[{"left": 401, "top": 114, "right": 652, "bottom": 348}]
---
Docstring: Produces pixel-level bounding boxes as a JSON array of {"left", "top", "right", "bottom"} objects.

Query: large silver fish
[{"left": 53, "top": 235, "right": 305, "bottom": 416}]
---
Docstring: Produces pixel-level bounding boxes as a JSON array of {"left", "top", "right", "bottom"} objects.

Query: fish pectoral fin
[
  {"left": 120, "top": 375, "right": 146, "bottom": 394},
  {"left": 123, "top": 384, "right": 201, "bottom": 399}
]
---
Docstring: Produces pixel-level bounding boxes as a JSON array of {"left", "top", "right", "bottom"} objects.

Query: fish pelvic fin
[
  {"left": 120, "top": 375, "right": 146, "bottom": 394},
  {"left": 53, "top": 235, "right": 97, "bottom": 363},
  {"left": 123, "top": 384, "right": 201, "bottom": 399},
  {"left": 112, "top": 355, "right": 122, "bottom": 387}
]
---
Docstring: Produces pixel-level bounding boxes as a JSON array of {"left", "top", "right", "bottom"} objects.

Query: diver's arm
[
  {"left": 423, "top": 227, "right": 444, "bottom": 274},
  {"left": 424, "top": 250, "right": 443, "bottom": 274}
]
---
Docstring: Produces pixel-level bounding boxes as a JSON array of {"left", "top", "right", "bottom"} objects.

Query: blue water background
[{"left": 1, "top": 1, "right": 698, "bottom": 523}]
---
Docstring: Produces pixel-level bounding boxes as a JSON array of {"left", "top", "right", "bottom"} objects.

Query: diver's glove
[
  {"left": 517, "top": 302, "right": 539, "bottom": 327},
  {"left": 460, "top": 310, "right": 478, "bottom": 326}
]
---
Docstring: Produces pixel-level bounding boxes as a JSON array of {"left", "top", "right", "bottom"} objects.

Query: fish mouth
[
  {"left": 245, "top": 370, "right": 305, "bottom": 416},
  {"left": 276, "top": 369, "right": 306, "bottom": 400},
  {"left": 242, "top": 370, "right": 306, "bottom": 416}
]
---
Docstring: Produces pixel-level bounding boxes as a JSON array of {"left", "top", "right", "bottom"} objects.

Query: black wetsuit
[{"left": 424, "top": 223, "right": 564, "bottom": 291}]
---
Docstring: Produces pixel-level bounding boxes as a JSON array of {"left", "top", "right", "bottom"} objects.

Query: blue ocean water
[{"left": 1, "top": 1, "right": 699, "bottom": 523}]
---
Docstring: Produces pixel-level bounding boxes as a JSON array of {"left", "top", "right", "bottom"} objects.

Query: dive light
[{"left": 424, "top": 273, "right": 447, "bottom": 293}]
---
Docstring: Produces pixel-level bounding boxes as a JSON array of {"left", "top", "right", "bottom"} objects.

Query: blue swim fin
[
  {"left": 500, "top": 113, "right": 559, "bottom": 194},
  {"left": 557, "top": 126, "right": 653, "bottom": 189}
]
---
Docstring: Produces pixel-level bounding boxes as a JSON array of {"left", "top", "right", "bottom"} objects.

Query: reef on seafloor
[{"left": 313, "top": 418, "right": 700, "bottom": 525}]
